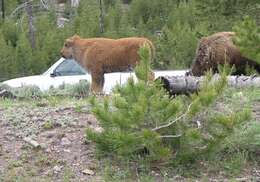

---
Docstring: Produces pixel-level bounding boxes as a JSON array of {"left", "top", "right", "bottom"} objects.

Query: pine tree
[
  {"left": 86, "top": 45, "right": 250, "bottom": 165},
  {"left": 15, "top": 33, "right": 33, "bottom": 76},
  {"left": 0, "top": 31, "right": 15, "bottom": 80},
  {"left": 233, "top": 16, "right": 260, "bottom": 63}
]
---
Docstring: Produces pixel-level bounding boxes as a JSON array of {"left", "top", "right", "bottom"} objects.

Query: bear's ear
[
  {"left": 72, "top": 34, "right": 80, "bottom": 40},
  {"left": 65, "top": 38, "right": 74, "bottom": 47}
]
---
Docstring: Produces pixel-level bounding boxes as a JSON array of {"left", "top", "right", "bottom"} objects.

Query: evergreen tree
[
  {"left": 233, "top": 16, "right": 260, "bottom": 63},
  {"left": 73, "top": 0, "right": 100, "bottom": 37},
  {"left": 0, "top": 31, "right": 15, "bottom": 80},
  {"left": 104, "top": 0, "right": 122, "bottom": 37},
  {"left": 15, "top": 33, "right": 33, "bottom": 76},
  {"left": 129, "top": 0, "right": 175, "bottom": 31},
  {"left": 86, "top": 46, "right": 250, "bottom": 165},
  {"left": 154, "top": 23, "right": 198, "bottom": 69}
]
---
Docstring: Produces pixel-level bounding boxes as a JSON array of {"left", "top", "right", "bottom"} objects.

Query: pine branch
[
  {"left": 158, "top": 134, "right": 182, "bottom": 138},
  {"left": 152, "top": 103, "right": 192, "bottom": 131}
]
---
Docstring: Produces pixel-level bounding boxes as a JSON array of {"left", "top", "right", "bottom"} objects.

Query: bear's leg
[{"left": 91, "top": 72, "right": 105, "bottom": 93}]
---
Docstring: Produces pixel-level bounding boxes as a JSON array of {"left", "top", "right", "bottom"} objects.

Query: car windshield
[{"left": 42, "top": 58, "right": 87, "bottom": 76}]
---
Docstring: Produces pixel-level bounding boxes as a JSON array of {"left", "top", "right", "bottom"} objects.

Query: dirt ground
[
  {"left": 0, "top": 101, "right": 103, "bottom": 181},
  {"left": 0, "top": 97, "right": 259, "bottom": 181}
]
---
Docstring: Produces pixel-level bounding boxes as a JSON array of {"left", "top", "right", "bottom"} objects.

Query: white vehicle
[{"left": 2, "top": 58, "right": 187, "bottom": 94}]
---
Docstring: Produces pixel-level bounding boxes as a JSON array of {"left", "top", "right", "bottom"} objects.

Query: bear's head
[{"left": 60, "top": 35, "right": 80, "bottom": 59}]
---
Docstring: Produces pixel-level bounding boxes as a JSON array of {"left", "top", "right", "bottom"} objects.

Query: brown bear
[
  {"left": 188, "top": 32, "right": 260, "bottom": 76},
  {"left": 60, "top": 35, "right": 155, "bottom": 92}
]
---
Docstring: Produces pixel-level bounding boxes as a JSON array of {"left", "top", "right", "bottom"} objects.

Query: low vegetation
[
  {"left": 0, "top": 85, "right": 259, "bottom": 181},
  {"left": 85, "top": 46, "right": 260, "bottom": 181},
  {"left": 0, "top": 79, "right": 90, "bottom": 99}
]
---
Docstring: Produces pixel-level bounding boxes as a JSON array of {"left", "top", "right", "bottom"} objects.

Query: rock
[
  {"left": 53, "top": 165, "right": 63, "bottom": 174},
  {"left": 88, "top": 126, "right": 103, "bottom": 133},
  {"left": 60, "top": 137, "right": 71, "bottom": 146},
  {"left": 40, "top": 143, "right": 47, "bottom": 150},
  {"left": 42, "top": 130, "right": 56, "bottom": 138},
  {"left": 23, "top": 137, "right": 40, "bottom": 148},
  {"left": 45, "top": 148, "right": 52, "bottom": 153},
  {"left": 82, "top": 168, "right": 95, "bottom": 175},
  {"left": 63, "top": 149, "right": 71, "bottom": 153},
  {"left": 68, "top": 121, "right": 78, "bottom": 127}
]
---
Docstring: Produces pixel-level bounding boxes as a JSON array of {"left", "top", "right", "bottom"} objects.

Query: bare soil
[
  {"left": 0, "top": 101, "right": 102, "bottom": 181},
  {"left": 0, "top": 97, "right": 259, "bottom": 181}
]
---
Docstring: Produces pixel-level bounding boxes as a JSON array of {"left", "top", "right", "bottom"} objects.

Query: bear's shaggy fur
[
  {"left": 60, "top": 35, "right": 155, "bottom": 92},
  {"left": 188, "top": 32, "right": 260, "bottom": 76}
]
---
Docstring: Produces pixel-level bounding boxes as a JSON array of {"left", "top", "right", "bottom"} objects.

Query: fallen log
[{"left": 159, "top": 75, "right": 260, "bottom": 95}]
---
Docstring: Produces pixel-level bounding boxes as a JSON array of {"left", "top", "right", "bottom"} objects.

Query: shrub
[
  {"left": 224, "top": 121, "right": 260, "bottom": 155},
  {"left": 46, "top": 80, "right": 90, "bottom": 97},
  {"left": 233, "top": 16, "right": 260, "bottom": 63},
  {"left": 12, "top": 85, "right": 43, "bottom": 98},
  {"left": 86, "top": 45, "right": 251, "bottom": 165}
]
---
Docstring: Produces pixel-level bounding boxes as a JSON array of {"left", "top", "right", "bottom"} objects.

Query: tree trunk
[
  {"left": 159, "top": 75, "right": 260, "bottom": 95},
  {"left": 25, "top": 1, "right": 36, "bottom": 49},
  {"left": 1, "top": 0, "right": 4, "bottom": 20},
  {"left": 99, "top": 0, "right": 104, "bottom": 34}
]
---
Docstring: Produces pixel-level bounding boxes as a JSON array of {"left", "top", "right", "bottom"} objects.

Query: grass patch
[
  {"left": 222, "top": 151, "right": 248, "bottom": 175},
  {"left": 43, "top": 120, "right": 55, "bottom": 130}
]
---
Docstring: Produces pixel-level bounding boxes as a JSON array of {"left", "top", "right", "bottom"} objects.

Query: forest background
[{"left": 0, "top": 0, "right": 259, "bottom": 81}]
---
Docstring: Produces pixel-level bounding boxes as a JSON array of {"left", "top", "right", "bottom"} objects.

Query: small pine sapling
[{"left": 87, "top": 45, "right": 251, "bottom": 165}]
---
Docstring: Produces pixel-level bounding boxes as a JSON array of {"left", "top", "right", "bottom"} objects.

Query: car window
[{"left": 54, "top": 59, "right": 87, "bottom": 76}]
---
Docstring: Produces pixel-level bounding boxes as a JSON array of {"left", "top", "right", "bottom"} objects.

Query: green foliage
[
  {"left": 0, "top": 0, "right": 259, "bottom": 81},
  {"left": 233, "top": 16, "right": 260, "bottom": 63},
  {"left": 87, "top": 46, "right": 250, "bottom": 166},
  {"left": 103, "top": 0, "right": 123, "bottom": 37},
  {"left": 224, "top": 121, "right": 260, "bottom": 154},
  {"left": 47, "top": 80, "right": 90, "bottom": 97},
  {"left": 0, "top": 31, "right": 16, "bottom": 81},
  {"left": 135, "top": 44, "right": 152, "bottom": 82},
  {"left": 188, "top": 69, "right": 228, "bottom": 117},
  {"left": 43, "top": 120, "right": 54, "bottom": 130},
  {"left": 73, "top": 0, "right": 100, "bottom": 37},
  {"left": 70, "top": 80, "right": 90, "bottom": 97},
  {"left": 1, "top": 80, "right": 90, "bottom": 99},
  {"left": 15, "top": 33, "right": 34, "bottom": 76},
  {"left": 154, "top": 23, "right": 198, "bottom": 69},
  {"left": 194, "top": 0, "right": 259, "bottom": 32},
  {"left": 1, "top": 20, "right": 19, "bottom": 47},
  {"left": 12, "top": 85, "right": 42, "bottom": 98}
]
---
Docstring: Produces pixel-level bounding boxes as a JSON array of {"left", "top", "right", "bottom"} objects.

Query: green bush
[
  {"left": 12, "top": 85, "right": 43, "bottom": 98},
  {"left": 154, "top": 23, "right": 198, "bottom": 69},
  {"left": 46, "top": 80, "right": 90, "bottom": 98},
  {"left": 233, "top": 16, "right": 260, "bottom": 63},
  {"left": 224, "top": 121, "right": 260, "bottom": 154},
  {"left": 86, "top": 46, "right": 250, "bottom": 165}
]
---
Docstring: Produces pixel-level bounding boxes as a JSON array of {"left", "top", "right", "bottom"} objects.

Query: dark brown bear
[{"left": 188, "top": 32, "right": 260, "bottom": 76}]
